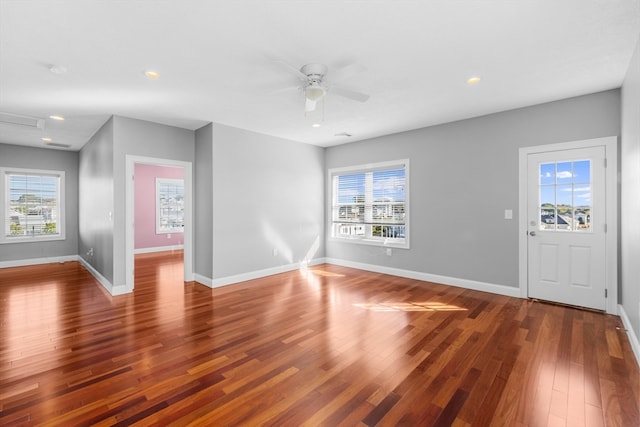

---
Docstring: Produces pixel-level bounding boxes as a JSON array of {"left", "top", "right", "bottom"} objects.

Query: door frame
[
  {"left": 125, "top": 155, "right": 193, "bottom": 292},
  {"left": 518, "top": 136, "right": 618, "bottom": 314}
]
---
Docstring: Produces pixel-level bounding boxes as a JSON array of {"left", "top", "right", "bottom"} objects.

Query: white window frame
[
  {"left": 329, "top": 159, "right": 409, "bottom": 249},
  {"left": 156, "top": 178, "right": 184, "bottom": 234},
  {"left": 0, "top": 167, "right": 65, "bottom": 244}
]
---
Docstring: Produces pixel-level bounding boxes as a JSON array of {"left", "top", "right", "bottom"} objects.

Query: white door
[{"left": 527, "top": 146, "right": 607, "bottom": 310}]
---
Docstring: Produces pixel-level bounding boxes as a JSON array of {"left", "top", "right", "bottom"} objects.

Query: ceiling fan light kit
[{"left": 304, "top": 84, "right": 326, "bottom": 101}]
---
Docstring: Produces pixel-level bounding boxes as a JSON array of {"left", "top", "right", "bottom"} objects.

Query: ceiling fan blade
[
  {"left": 331, "top": 86, "right": 370, "bottom": 103},
  {"left": 305, "top": 98, "right": 317, "bottom": 112},
  {"left": 267, "top": 85, "right": 300, "bottom": 96},
  {"left": 275, "top": 60, "right": 308, "bottom": 81},
  {"left": 330, "top": 63, "right": 366, "bottom": 82}
]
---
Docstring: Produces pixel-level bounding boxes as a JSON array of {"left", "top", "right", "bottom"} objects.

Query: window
[
  {"left": 539, "top": 159, "right": 592, "bottom": 232},
  {"left": 156, "top": 178, "right": 184, "bottom": 233},
  {"left": 330, "top": 159, "right": 409, "bottom": 248},
  {"left": 1, "top": 168, "right": 65, "bottom": 243}
]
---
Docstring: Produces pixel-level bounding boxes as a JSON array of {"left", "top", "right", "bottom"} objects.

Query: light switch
[{"left": 504, "top": 209, "right": 513, "bottom": 220}]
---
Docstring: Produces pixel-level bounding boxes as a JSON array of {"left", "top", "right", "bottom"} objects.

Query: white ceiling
[{"left": 1, "top": 0, "right": 639, "bottom": 151}]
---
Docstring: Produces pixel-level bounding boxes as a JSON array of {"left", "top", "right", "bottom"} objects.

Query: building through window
[
  {"left": 1, "top": 168, "right": 65, "bottom": 243},
  {"left": 330, "top": 159, "right": 409, "bottom": 248},
  {"left": 156, "top": 178, "right": 184, "bottom": 233}
]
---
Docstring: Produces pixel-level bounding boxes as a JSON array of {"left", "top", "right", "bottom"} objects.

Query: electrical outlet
[
  {"left": 272, "top": 248, "right": 278, "bottom": 256},
  {"left": 386, "top": 248, "right": 392, "bottom": 256},
  {"left": 167, "top": 233, "right": 172, "bottom": 239},
  {"left": 87, "top": 248, "right": 94, "bottom": 257}
]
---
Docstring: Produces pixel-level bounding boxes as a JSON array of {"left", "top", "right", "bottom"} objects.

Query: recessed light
[
  {"left": 467, "top": 76, "right": 481, "bottom": 85},
  {"left": 41, "top": 137, "right": 52, "bottom": 142},
  {"left": 48, "top": 64, "right": 67, "bottom": 75},
  {"left": 311, "top": 123, "right": 321, "bottom": 128},
  {"left": 49, "top": 115, "right": 65, "bottom": 121},
  {"left": 144, "top": 70, "right": 160, "bottom": 79}
]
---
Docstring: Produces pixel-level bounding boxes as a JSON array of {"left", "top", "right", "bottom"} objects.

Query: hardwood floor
[{"left": 1, "top": 251, "right": 638, "bottom": 426}]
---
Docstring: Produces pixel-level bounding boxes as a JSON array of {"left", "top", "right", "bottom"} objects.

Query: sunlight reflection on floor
[
  {"left": 305, "top": 269, "right": 346, "bottom": 278},
  {"left": 353, "top": 301, "right": 468, "bottom": 312}
]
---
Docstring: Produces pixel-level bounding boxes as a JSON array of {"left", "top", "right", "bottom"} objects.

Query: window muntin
[
  {"left": 156, "top": 178, "right": 184, "bottom": 233},
  {"left": 538, "top": 160, "right": 591, "bottom": 232},
  {"left": 1, "top": 168, "right": 65, "bottom": 243},
  {"left": 330, "top": 160, "right": 408, "bottom": 247}
]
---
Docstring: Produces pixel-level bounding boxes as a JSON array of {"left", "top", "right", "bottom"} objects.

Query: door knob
[{"left": 529, "top": 231, "right": 536, "bottom": 236}]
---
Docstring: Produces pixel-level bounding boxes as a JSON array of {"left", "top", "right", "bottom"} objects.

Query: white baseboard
[
  {"left": 193, "top": 273, "right": 213, "bottom": 288},
  {"left": 0, "top": 255, "right": 123, "bottom": 297},
  {"left": 199, "top": 257, "right": 520, "bottom": 300},
  {"left": 0, "top": 255, "right": 78, "bottom": 269},
  {"left": 618, "top": 304, "right": 640, "bottom": 367},
  {"left": 196, "top": 258, "right": 327, "bottom": 289},
  {"left": 134, "top": 245, "right": 184, "bottom": 254},
  {"left": 77, "top": 257, "right": 122, "bottom": 295},
  {"left": 324, "top": 258, "right": 522, "bottom": 298}
]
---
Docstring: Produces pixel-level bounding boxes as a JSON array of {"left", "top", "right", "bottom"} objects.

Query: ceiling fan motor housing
[{"left": 300, "top": 63, "right": 328, "bottom": 80}]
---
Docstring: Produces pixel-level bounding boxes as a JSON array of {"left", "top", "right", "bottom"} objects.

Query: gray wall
[
  {"left": 325, "top": 90, "right": 621, "bottom": 288},
  {"left": 621, "top": 35, "right": 640, "bottom": 346},
  {"left": 112, "top": 116, "right": 195, "bottom": 287},
  {"left": 194, "top": 123, "right": 213, "bottom": 278},
  {"left": 78, "top": 115, "right": 195, "bottom": 287},
  {"left": 210, "top": 123, "right": 325, "bottom": 279},
  {"left": 0, "top": 143, "right": 79, "bottom": 262},
  {"left": 78, "top": 118, "right": 115, "bottom": 283}
]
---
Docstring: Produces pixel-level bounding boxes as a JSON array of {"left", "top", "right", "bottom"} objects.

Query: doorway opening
[{"left": 126, "top": 155, "right": 193, "bottom": 293}]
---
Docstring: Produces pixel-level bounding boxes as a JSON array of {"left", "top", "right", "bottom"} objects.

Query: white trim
[
  {"left": 197, "top": 256, "right": 519, "bottom": 297},
  {"left": 134, "top": 245, "right": 184, "bottom": 254},
  {"left": 618, "top": 304, "right": 640, "bottom": 367},
  {"left": 0, "top": 255, "right": 127, "bottom": 297},
  {"left": 202, "top": 258, "right": 327, "bottom": 289},
  {"left": 518, "top": 136, "right": 618, "bottom": 314},
  {"left": 126, "top": 155, "right": 194, "bottom": 293},
  {"left": 77, "top": 256, "right": 119, "bottom": 295},
  {"left": 0, "top": 254, "right": 77, "bottom": 269},
  {"left": 193, "top": 273, "right": 213, "bottom": 288},
  {"left": 325, "top": 258, "right": 522, "bottom": 298}
]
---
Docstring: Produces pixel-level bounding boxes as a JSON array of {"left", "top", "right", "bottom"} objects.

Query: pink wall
[{"left": 134, "top": 163, "right": 184, "bottom": 250}]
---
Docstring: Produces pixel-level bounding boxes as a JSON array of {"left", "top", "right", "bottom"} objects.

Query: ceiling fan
[{"left": 277, "top": 61, "right": 370, "bottom": 112}]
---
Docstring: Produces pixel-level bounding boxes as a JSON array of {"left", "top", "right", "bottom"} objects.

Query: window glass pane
[
  {"left": 556, "top": 184, "right": 573, "bottom": 231},
  {"left": 5, "top": 171, "right": 61, "bottom": 240},
  {"left": 337, "top": 173, "right": 365, "bottom": 204},
  {"left": 537, "top": 160, "right": 591, "bottom": 233},
  {"left": 157, "top": 179, "right": 184, "bottom": 233},
  {"left": 573, "top": 160, "right": 590, "bottom": 184},
  {"left": 540, "top": 185, "right": 556, "bottom": 229},
  {"left": 540, "top": 206, "right": 556, "bottom": 230},
  {"left": 540, "top": 163, "right": 555, "bottom": 185},
  {"left": 372, "top": 169, "right": 405, "bottom": 202},
  {"left": 574, "top": 184, "right": 591, "bottom": 231},
  {"left": 556, "top": 162, "right": 572, "bottom": 184}
]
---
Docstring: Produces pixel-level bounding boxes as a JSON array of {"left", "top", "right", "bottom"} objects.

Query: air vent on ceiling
[
  {"left": 45, "top": 142, "right": 71, "bottom": 148},
  {"left": 0, "top": 112, "right": 45, "bottom": 129}
]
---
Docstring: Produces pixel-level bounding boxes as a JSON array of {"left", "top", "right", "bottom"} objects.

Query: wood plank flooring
[{"left": 0, "top": 251, "right": 638, "bottom": 426}]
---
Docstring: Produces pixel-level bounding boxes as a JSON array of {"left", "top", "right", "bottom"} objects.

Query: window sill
[
  {"left": 329, "top": 236, "right": 409, "bottom": 249},
  {"left": 1, "top": 235, "right": 65, "bottom": 244}
]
